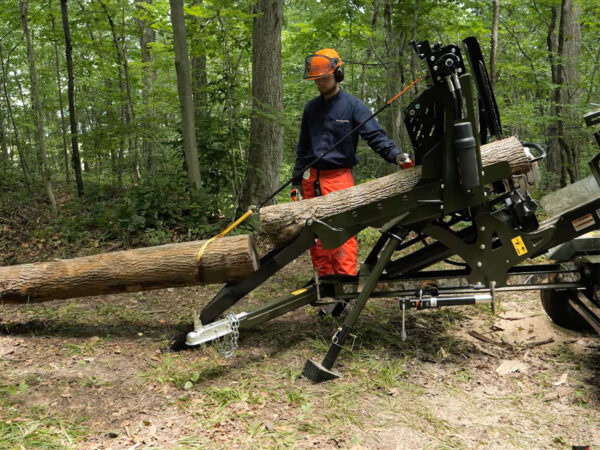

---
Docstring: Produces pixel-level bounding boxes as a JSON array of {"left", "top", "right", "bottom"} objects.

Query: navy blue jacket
[{"left": 292, "top": 89, "right": 400, "bottom": 183}]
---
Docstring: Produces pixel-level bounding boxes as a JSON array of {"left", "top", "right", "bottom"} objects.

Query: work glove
[
  {"left": 396, "top": 152, "right": 414, "bottom": 169},
  {"left": 291, "top": 184, "right": 303, "bottom": 201}
]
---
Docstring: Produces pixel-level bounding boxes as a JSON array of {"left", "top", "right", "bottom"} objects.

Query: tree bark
[
  {"left": 216, "top": 11, "right": 244, "bottom": 206},
  {"left": 260, "top": 137, "right": 530, "bottom": 245},
  {"left": 136, "top": 0, "right": 158, "bottom": 172},
  {"left": 490, "top": 0, "right": 500, "bottom": 88},
  {"left": 190, "top": 0, "right": 208, "bottom": 125},
  {"left": 0, "top": 108, "right": 8, "bottom": 170},
  {"left": 0, "top": 42, "right": 31, "bottom": 191},
  {"left": 383, "top": 1, "right": 404, "bottom": 148},
  {"left": 60, "top": 0, "right": 84, "bottom": 196},
  {"left": 20, "top": 1, "right": 58, "bottom": 216},
  {"left": 0, "top": 235, "right": 259, "bottom": 304},
  {"left": 50, "top": 14, "right": 70, "bottom": 184},
  {"left": 546, "top": 1, "right": 582, "bottom": 188},
  {"left": 238, "top": 0, "right": 284, "bottom": 212},
  {"left": 360, "top": 0, "right": 379, "bottom": 100},
  {"left": 545, "top": 5, "right": 562, "bottom": 188},
  {"left": 556, "top": 0, "right": 581, "bottom": 184},
  {"left": 169, "top": 0, "right": 202, "bottom": 191},
  {"left": 100, "top": 0, "right": 134, "bottom": 184}
]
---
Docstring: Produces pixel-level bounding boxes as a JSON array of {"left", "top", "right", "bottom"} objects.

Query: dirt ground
[{"left": 2, "top": 253, "right": 600, "bottom": 449}]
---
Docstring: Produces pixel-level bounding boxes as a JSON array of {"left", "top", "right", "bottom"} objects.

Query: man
[{"left": 292, "top": 48, "right": 412, "bottom": 277}]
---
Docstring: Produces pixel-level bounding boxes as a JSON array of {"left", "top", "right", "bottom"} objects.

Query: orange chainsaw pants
[{"left": 301, "top": 167, "right": 357, "bottom": 277}]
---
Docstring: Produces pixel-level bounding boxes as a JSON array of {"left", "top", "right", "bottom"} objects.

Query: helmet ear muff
[{"left": 334, "top": 64, "right": 344, "bottom": 83}]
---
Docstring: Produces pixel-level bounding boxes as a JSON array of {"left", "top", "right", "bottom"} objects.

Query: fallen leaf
[
  {"left": 542, "top": 392, "right": 559, "bottom": 402},
  {"left": 473, "top": 342, "right": 499, "bottom": 358},
  {"left": 553, "top": 372, "right": 568, "bottom": 386},
  {"left": 495, "top": 359, "right": 528, "bottom": 375},
  {"left": 7, "top": 417, "right": 31, "bottom": 423}
]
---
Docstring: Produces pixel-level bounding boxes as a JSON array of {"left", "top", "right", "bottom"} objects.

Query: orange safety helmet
[{"left": 304, "top": 48, "right": 344, "bottom": 82}]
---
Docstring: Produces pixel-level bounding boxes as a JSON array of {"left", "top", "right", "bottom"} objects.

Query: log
[
  {"left": 0, "top": 234, "right": 259, "bottom": 304},
  {"left": 261, "top": 136, "right": 530, "bottom": 245}
]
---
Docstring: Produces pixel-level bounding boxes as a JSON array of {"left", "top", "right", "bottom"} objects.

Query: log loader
[{"left": 177, "top": 36, "right": 600, "bottom": 382}]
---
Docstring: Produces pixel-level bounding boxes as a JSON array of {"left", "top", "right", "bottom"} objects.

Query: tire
[{"left": 540, "top": 289, "right": 592, "bottom": 332}]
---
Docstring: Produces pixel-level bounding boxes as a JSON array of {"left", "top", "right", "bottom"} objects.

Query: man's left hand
[{"left": 396, "top": 153, "right": 414, "bottom": 169}]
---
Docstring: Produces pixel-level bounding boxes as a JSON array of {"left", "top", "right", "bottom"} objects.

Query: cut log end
[{"left": 197, "top": 234, "right": 260, "bottom": 283}]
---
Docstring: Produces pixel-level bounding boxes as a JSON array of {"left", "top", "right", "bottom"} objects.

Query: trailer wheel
[{"left": 540, "top": 289, "right": 591, "bottom": 332}]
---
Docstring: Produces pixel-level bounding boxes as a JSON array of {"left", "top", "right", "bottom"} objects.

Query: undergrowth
[{"left": 0, "top": 168, "right": 246, "bottom": 265}]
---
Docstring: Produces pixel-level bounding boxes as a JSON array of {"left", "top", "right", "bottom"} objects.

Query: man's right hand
[
  {"left": 291, "top": 184, "right": 303, "bottom": 201},
  {"left": 396, "top": 153, "right": 414, "bottom": 169}
]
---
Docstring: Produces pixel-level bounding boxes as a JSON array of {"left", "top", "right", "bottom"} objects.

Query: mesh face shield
[{"left": 304, "top": 54, "right": 339, "bottom": 80}]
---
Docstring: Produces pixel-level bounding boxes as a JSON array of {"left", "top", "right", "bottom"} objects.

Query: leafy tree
[{"left": 238, "top": 0, "right": 284, "bottom": 212}]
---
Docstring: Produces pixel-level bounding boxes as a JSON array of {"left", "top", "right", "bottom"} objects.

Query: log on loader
[{"left": 175, "top": 37, "right": 600, "bottom": 382}]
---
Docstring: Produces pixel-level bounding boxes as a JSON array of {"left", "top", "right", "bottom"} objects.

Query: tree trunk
[
  {"left": 20, "top": 1, "right": 58, "bottom": 215},
  {"left": 409, "top": 4, "right": 419, "bottom": 94},
  {"left": 383, "top": 1, "right": 404, "bottom": 148},
  {"left": 0, "top": 235, "right": 259, "bottom": 304},
  {"left": 238, "top": 0, "right": 284, "bottom": 212},
  {"left": 51, "top": 14, "right": 70, "bottom": 184},
  {"left": 546, "top": 1, "right": 582, "bottom": 188},
  {"left": 217, "top": 11, "right": 243, "bottom": 208},
  {"left": 100, "top": 0, "right": 134, "bottom": 184},
  {"left": 557, "top": 0, "right": 581, "bottom": 184},
  {"left": 0, "top": 42, "right": 31, "bottom": 191},
  {"left": 169, "top": 0, "right": 202, "bottom": 191},
  {"left": 60, "top": 0, "right": 84, "bottom": 196},
  {"left": 360, "top": 0, "right": 379, "bottom": 100},
  {"left": 490, "top": 0, "right": 500, "bottom": 88},
  {"left": 0, "top": 109, "right": 7, "bottom": 170},
  {"left": 191, "top": 0, "right": 208, "bottom": 125},
  {"left": 136, "top": 0, "right": 158, "bottom": 172},
  {"left": 260, "top": 137, "right": 531, "bottom": 245},
  {"left": 545, "top": 5, "right": 562, "bottom": 189}
]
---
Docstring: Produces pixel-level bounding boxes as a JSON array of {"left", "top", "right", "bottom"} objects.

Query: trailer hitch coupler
[{"left": 454, "top": 121, "right": 480, "bottom": 189}]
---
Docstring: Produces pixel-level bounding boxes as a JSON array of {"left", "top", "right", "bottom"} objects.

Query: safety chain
[{"left": 215, "top": 313, "right": 240, "bottom": 358}]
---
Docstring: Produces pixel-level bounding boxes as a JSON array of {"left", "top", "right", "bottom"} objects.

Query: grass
[
  {"left": 0, "top": 419, "right": 83, "bottom": 450},
  {"left": 60, "top": 339, "right": 102, "bottom": 356},
  {"left": 141, "top": 352, "right": 228, "bottom": 389},
  {"left": 0, "top": 387, "right": 86, "bottom": 450},
  {"left": 3, "top": 231, "right": 600, "bottom": 448}
]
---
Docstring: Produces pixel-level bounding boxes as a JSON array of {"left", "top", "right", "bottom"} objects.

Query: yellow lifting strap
[{"left": 196, "top": 207, "right": 255, "bottom": 263}]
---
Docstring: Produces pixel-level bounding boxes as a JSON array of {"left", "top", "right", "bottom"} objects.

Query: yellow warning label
[
  {"left": 291, "top": 288, "right": 308, "bottom": 296},
  {"left": 511, "top": 236, "right": 528, "bottom": 256}
]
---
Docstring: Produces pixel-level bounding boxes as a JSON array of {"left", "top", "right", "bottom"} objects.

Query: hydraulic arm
[{"left": 177, "top": 36, "right": 600, "bottom": 382}]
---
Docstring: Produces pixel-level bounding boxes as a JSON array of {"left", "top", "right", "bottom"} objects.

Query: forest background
[{"left": 0, "top": 0, "right": 599, "bottom": 264}]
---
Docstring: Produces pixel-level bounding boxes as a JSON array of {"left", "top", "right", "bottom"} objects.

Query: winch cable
[{"left": 196, "top": 76, "right": 423, "bottom": 263}]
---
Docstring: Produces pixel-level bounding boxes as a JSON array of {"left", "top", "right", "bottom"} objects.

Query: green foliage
[{"left": 0, "top": 0, "right": 598, "bottom": 247}]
